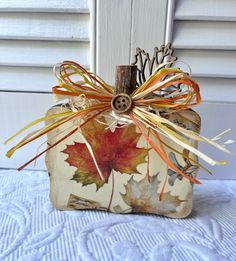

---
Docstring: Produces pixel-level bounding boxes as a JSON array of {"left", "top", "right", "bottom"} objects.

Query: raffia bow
[{"left": 5, "top": 60, "right": 231, "bottom": 185}]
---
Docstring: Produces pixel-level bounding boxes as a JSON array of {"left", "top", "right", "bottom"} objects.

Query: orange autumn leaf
[{"left": 62, "top": 119, "right": 148, "bottom": 190}]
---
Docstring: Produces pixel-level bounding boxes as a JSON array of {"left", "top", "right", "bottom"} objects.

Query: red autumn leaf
[{"left": 62, "top": 118, "right": 148, "bottom": 190}]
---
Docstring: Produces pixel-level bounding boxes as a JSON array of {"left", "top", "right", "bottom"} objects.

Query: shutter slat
[
  {"left": 1, "top": 67, "right": 57, "bottom": 92},
  {"left": 195, "top": 102, "right": 236, "bottom": 179},
  {"left": 175, "top": 50, "right": 236, "bottom": 78},
  {"left": 0, "top": 13, "right": 89, "bottom": 41},
  {"left": 0, "top": 0, "right": 89, "bottom": 13},
  {"left": 0, "top": 40, "right": 90, "bottom": 67},
  {"left": 0, "top": 3, "right": 92, "bottom": 92},
  {"left": 173, "top": 21, "right": 236, "bottom": 49},
  {"left": 0, "top": 65, "right": 89, "bottom": 92},
  {"left": 194, "top": 78, "right": 236, "bottom": 102},
  {"left": 0, "top": 92, "right": 52, "bottom": 169},
  {"left": 172, "top": 4, "right": 236, "bottom": 106},
  {"left": 175, "top": 0, "right": 236, "bottom": 21}
]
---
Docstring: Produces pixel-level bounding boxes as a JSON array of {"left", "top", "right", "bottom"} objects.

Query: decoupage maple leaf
[
  {"left": 62, "top": 118, "right": 148, "bottom": 190},
  {"left": 121, "top": 174, "right": 185, "bottom": 215}
]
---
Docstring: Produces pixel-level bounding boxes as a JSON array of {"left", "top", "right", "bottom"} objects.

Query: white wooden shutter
[
  {"left": 0, "top": 0, "right": 91, "bottom": 92},
  {"left": 166, "top": 0, "right": 236, "bottom": 178},
  {"left": 97, "top": 0, "right": 167, "bottom": 84},
  {"left": 0, "top": 0, "right": 94, "bottom": 169}
]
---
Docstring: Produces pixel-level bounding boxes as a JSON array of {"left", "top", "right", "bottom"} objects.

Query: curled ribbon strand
[{"left": 5, "top": 61, "right": 232, "bottom": 186}]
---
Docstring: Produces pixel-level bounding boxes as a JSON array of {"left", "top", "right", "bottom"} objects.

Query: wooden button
[{"left": 111, "top": 93, "right": 133, "bottom": 113}]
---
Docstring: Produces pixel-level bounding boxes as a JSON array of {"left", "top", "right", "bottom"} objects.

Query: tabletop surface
[{"left": 0, "top": 169, "right": 235, "bottom": 261}]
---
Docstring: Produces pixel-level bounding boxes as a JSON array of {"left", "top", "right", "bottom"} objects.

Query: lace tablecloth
[{"left": 0, "top": 169, "right": 235, "bottom": 261}]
